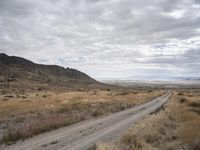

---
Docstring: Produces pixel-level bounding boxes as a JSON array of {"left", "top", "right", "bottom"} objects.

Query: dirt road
[{"left": 1, "top": 91, "right": 172, "bottom": 150}]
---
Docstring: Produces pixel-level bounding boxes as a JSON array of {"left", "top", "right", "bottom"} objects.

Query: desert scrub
[
  {"left": 56, "top": 101, "right": 91, "bottom": 113},
  {"left": 189, "top": 101, "right": 200, "bottom": 107},
  {"left": 188, "top": 101, "right": 200, "bottom": 115},
  {"left": 91, "top": 109, "right": 104, "bottom": 117},
  {"left": 4, "top": 95, "right": 14, "bottom": 98},
  {"left": 121, "top": 133, "right": 144, "bottom": 149},
  {"left": 1, "top": 100, "right": 135, "bottom": 144},
  {"left": 119, "top": 91, "right": 129, "bottom": 96},
  {"left": 1, "top": 128, "right": 25, "bottom": 144},
  {"left": 42, "top": 95, "right": 47, "bottom": 98},
  {"left": 1, "top": 113, "right": 86, "bottom": 144},
  {"left": 177, "top": 92, "right": 184, "bottom": 96},
  {"left": 0, "top": 90, "right": 162, "bottom": 144},
  {"left": 179, "top": 97, "right": 187, "bottom": 103},
  {"left": 14, "top": 116, "right": 25, "bottom": 123},
  {"left": 96, "top": 90, "right": 200, "bottom": 150}
]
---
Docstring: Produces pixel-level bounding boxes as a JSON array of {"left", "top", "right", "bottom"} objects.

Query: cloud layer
[{"left": 0, "top": 0, "right": 200, "bottom": 79}]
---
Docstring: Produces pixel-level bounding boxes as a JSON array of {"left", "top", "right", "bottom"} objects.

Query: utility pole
[
  {"left": 4, "top": 68, "right": 9, "bottom": 89},
  {"left": 115, "top": 80, "right": 118, "bottom": 92}
]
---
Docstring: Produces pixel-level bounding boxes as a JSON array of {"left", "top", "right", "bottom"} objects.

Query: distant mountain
[
  {"left": 172, "top": 76, "right": 200, "bottom": 81},
  {"left": 113, "top": 75, "right": 200, "bottom": 81},
  {"left": 0, "top": 53, "right": 99, "bottom": 90},
  {"left": 126, "top": 75, "right": 172, "bottom": 81}
]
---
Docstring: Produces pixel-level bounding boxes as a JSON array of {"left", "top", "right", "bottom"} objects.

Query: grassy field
[
  {"left": 0, "top": 88, "right": 163, "bottom": 144},
  {"left": 96, "top": 89, "right": 200, "bottom": 150}
]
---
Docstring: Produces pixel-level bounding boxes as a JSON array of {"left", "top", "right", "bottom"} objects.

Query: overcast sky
[{"left": 0, "top": 0, "right": 200, "bottom": 79}]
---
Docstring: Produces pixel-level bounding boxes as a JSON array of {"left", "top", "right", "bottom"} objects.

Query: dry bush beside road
[{"left": 97, "top": 89, "right": 200, "bottom": 150}]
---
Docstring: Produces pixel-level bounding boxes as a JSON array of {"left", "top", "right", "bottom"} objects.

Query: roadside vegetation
[
  {"left": 0, "top": 89, "right": 163, "bottom": 144},
  {"left": 96, "top": 89, "right": 200, "bottom": 150}
]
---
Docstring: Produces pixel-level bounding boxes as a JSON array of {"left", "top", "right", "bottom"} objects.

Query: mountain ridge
[{"left": 0, "top": 53, "right": 99, "bottom": 90}]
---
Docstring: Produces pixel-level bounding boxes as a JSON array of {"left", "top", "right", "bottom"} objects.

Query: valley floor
[
  {"left": 0, "top": 88, "right": 163, "bottom": 145},
  {"left": 1, "top": 87, "right": 199, "bottom": 150},
  {"left": 0, "top": 91, "right": 170, "bottom": 150}
]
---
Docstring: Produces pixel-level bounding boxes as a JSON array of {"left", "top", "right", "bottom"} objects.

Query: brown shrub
[
  {"left": 121, "top": 133, "right": 144, "bottom": 149},
  {"left": 179, "top": 98, "right": 187, "bottom": 103},
  {"left": 177, "top": 92, "right": 184, "bottom": 96}
]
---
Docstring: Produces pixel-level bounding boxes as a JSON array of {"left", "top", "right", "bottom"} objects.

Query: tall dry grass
[{"left": 97, "top": 89, "right": 200, "bottom": 150}]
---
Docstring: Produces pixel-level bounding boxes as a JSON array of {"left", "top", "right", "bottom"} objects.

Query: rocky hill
[{"left": 0, "top": 53, "right": 99, "bottom": 90}]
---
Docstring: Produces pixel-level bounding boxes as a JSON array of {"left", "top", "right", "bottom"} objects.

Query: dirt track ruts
[{"left": 1, "top": 91, "right": 172, "bottom": 150}]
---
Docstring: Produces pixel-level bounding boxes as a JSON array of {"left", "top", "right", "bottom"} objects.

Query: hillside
[{"left": 0, "top": 53, "right": 98, "bottom": 90}]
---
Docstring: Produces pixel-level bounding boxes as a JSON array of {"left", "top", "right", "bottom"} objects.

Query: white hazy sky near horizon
[{"left": 0, "top": 0, "right": 200, "bottom": 79}]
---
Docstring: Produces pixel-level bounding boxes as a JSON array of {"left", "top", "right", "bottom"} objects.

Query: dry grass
[
  {"left": 97, "top": 89, "right": 200, "bottom": 150},
  {"left": 0, "top": 90, "right": 162, "bottom": 121},
  {"left": 0, "top": 89, "right": 163, "bottom": 144},
  {"left": 96, "top": 143, "right": 118, "bottom": 150}
]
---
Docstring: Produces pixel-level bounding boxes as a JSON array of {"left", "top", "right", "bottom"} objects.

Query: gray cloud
[{"left": 0, "top": 0, "right": 200, "bottom": 79}]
